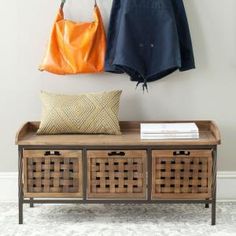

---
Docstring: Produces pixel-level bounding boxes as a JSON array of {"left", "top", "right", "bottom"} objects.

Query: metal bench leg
[
  {"left": 19, "top": 198, "right": 23, "bottom": 224},
  {"left": 212, "top": 198, "right": 216, "bottom": 225},
  {"left": 211, "top": 148, "right": 217, "bottom": 226},
  {"left": 30, "top": 198, "right": 34, "bottom": 208},
  {"left": 18, "top": 147, "right": 23, "bottom": 224},
  {"left": 205, "top": 203, "right": 209, "bottom": 208}
]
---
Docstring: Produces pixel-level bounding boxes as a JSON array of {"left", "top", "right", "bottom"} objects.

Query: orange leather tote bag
[{"left": 39, "top": 0, "right": 106, "bottom": 75}]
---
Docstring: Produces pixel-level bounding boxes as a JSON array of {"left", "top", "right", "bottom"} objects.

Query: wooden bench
[{"left": 16, "top": 120, "right": 221, "bottom": 225}]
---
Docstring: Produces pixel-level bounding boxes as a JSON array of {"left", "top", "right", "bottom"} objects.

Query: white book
[
  {"left": 141, "top": 134, "right": 199, "bottom": 140},
  {"left": 141, "top": 123, "right": 199, "bottom": 134},
  {"left": 141, "top": 133, "right": 199, "bottom": 138},
  {"left": 141, "top": 131, "right": 199, "bottom": 135},
  {"left": 141, "top": 137, "right": 199, "bottom": 140}
]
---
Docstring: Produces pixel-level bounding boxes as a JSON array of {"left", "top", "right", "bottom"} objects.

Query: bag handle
[
  {"left": 60, "top": 0, "right": 97, "bottom": 10},
  {"left": 60, "top": 0, "right": 66, "bottom": 9}
]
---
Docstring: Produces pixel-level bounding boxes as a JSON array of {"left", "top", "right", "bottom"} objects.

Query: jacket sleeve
[
  {"left": 105, "top": 0, "right": 124, "bottom": 73},
  {"left": 171, "top": 0, "right": 195, "bottom": 71}
]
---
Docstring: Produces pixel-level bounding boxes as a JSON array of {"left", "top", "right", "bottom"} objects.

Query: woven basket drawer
[
  {"left": 152, "top": 150, "right": 213, "bottom": 200},
  {"left": 87, "top": 150, "right": 147, "bottom": 199},
  {"left": 23, "top": 150, "right": 83, "bottom": 198}
]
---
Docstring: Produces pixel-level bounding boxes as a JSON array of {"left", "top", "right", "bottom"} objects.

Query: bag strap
[
  {"left": 60, "top": 0, "right": 97, "bottom": 10},
  {"left": 60, "top": 0, "right": 66, "bottom": 9}
]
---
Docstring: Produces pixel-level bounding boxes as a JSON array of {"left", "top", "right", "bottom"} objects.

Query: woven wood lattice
[
  {"left": 88, "top": 156, "right": 146, "bottom": 198},
  {"left": 26, "top": 157, "right": 81, "bottom": 194},
  {"left": 153, "top": 154, "right": 212, "bottom": 198}
]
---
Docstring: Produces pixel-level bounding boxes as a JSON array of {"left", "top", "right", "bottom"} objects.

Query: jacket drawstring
[
  {"left": 142, "top": 78, "right": 148, "bottom": 93},
  {"left": 135, "top": 77, "right": 148, "bottom": 93},
  {"left": 135, "top": 81, "right": 142, "bottom": 89}
]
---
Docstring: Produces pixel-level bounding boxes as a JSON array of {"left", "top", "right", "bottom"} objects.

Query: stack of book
[{"left": 140, "top": 123, "right": 199, "bottom": 140}]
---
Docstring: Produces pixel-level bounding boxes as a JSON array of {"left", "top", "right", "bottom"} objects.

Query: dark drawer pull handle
[
  {"left": 173, "top": 151, "right": 190, "bottom": 156},
  {"left": 108, "top": 151, "right": 125, "bottom": 156},
  {"left": 44, "top": 151, "right": 61, "bottom": 156}
]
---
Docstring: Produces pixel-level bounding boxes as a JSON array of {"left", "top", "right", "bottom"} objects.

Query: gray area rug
[{"left": 0, "top": 203, "right": 236, "bottom": 236}]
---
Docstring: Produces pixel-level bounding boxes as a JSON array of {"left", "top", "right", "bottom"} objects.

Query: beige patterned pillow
[{"left": 37, "top": 90, "right": 122, "bottom": 135}]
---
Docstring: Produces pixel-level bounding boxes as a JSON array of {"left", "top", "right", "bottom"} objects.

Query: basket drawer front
[
  {"left": 23, "top": 150, "right": 83, "bottom": 198},
  {"left": 87, "top": 150, "right": 147, "bottom": 199},
  {"left": 152, "top": 150, "right": 213, "bottom": 200}
]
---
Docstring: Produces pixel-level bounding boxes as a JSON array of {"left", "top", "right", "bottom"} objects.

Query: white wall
[{"left": 0, "top": 0, "right": 235, "bottom": 172}]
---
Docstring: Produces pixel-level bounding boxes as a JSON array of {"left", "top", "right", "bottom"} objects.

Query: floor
[{"left": 0, "top": 203, "right": 236, "bottom": 236}]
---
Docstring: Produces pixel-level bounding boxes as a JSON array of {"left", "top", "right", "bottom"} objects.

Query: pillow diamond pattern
[{"left": 37, "top": 90, "right": 122, "bottom": 135}]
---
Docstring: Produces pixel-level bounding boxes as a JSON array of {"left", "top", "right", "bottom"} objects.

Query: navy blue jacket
[{"left": 105, "top": 0, "right": 195, "bottom": 86}]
